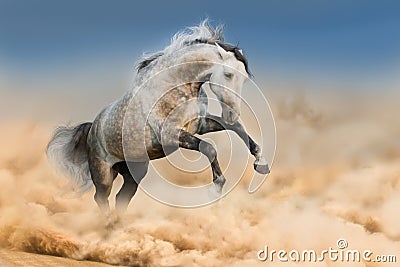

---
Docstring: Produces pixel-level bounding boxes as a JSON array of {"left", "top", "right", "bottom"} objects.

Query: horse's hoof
[
  {"left": 254, "top": 157, "right": 270, "bottom": 174},
  {"left": 208, "top": 175, "right": 225, "bottom": 199},
  {"left": 208, "top": 183, "right": 222, "bottom": 199},
  {"left": 214, "top": 175, "right": 226, "bottom": 193}
]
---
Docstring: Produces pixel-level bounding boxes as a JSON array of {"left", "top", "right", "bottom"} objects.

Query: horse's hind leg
[
  {"left": 113, "top": 161, "right": 149, "bottom": 213},
  {"left": 88, "top": 154, "right": 118, "bottom": 213}
]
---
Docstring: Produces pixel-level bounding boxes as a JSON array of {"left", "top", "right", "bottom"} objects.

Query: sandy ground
[
  {"left": 0, "top": 249, "right": 120, "bottom": 267},
  {"left": 0, "top": 90, "right": 399, "bottom": 266}
]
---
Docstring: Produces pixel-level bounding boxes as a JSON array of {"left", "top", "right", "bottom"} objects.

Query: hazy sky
[{"left": 0, "top": 0, "right": 400, "bottom": 82}]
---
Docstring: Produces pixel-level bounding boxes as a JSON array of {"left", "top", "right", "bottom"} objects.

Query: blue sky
[{"left": 1, "top": 0, "right": 400, "bottom": 90}]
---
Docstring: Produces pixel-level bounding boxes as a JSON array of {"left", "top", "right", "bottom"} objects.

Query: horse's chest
[{"left": 153, "top": 89, "right": 205, "bottom": 128}]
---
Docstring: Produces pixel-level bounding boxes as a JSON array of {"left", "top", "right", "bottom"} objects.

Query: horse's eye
[{"left": 224, "top": 72, "right": 233, "bottom": 79}]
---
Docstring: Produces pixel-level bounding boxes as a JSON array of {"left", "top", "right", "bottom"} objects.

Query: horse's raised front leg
[
  {"left": 179, "top": 130, "right": 226, "bottom": 194},
  {"left": 198, "top": 114, "right": 270, "bottom": 174}
]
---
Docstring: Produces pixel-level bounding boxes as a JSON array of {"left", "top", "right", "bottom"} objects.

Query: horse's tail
[{"left": 46, "top": 122, "right": 94, "bottom": 193}]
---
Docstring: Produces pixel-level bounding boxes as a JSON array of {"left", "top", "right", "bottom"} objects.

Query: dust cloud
[{"left": 0, "top": 88, "right": 399, "bottom": 266}]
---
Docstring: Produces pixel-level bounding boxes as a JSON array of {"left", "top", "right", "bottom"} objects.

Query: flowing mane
[{"left": 136, "top": 20, "right": 251, "bottom": 76}]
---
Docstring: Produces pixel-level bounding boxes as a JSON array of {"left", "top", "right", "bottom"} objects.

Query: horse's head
[{"left": 209, "top": 43, "right": 249, "bottom": 125}]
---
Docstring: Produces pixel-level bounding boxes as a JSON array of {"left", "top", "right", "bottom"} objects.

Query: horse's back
[{"left": 88, "top": 97, "right": 160, "bottom": 164}]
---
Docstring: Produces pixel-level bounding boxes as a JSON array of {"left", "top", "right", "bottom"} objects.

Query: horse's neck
[
  {"left": 125, "top": 45, "right": 219, "bottom": 98},
  {"left": 159, "top": 45, "right": 219, "bottom": 82}
]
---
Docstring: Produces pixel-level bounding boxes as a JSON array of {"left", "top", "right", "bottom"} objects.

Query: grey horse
[{"left": 47, "top": 21, "right": 269, "bottom": 213}]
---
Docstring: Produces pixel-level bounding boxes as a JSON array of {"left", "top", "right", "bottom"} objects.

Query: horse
[{"left": 46, "top": 20, "right": 269, "bottom": 213}]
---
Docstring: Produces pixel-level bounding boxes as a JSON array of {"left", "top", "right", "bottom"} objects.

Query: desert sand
[{"left": 0, "top": 89, "right": 399, "bottom": 266}]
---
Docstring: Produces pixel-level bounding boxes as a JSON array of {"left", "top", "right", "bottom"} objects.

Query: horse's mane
[{"left": 136, "top": 19, "right": 251, "bottom": 76}]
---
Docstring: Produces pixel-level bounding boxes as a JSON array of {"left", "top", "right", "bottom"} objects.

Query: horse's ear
[{"left": 215, "top": 43, "right": 231, "bottom": 61}]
